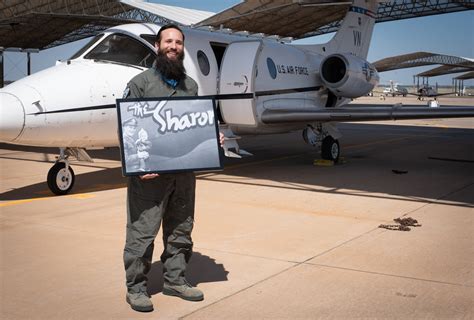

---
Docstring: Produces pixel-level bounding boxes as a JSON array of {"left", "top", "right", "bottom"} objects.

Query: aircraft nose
[{"left": 0, "top": 92, "right": 26, "bottom": 143}]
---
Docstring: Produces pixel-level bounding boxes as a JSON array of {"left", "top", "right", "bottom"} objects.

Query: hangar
[
  {"left": 1, "top": 0, "right": 472, "bottom": 50},
  {"left": 373, "top": 52, "right": 474, "bottom": 95},
  {"left": 1, "top": 0, "right": 473, "bottom": 87}
]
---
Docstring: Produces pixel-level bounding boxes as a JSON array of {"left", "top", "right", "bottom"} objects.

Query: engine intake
[{"left": 320, "top": 53, "right": 379, "bottom": 98}]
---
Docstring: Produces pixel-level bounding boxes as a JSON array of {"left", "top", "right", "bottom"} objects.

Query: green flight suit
[{"left": 123, "top": 67, "right": 198, "bottom": 294}]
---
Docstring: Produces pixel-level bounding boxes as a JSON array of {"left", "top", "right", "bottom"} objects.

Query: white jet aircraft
[
  {"left": 382, "top": 80, "right": 408, "bottom": 97},
  {"left": 1, "top": 0, "right": 473, "bottom": 195}
]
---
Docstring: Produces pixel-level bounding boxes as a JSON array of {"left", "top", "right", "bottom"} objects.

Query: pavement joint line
[
  {"left": 305, "top": 263, "right": 473, "bottom": 288},
  {"left": 186, "top": 216, "right": 472, "bottom": 318},
  {"left": 181, "top": 261, "right": 300, "bottom": 320},
  {"left": 437, "top": 181, "right": 474, "bottom": 202},
  {"left": 195, "top": 177, "right": 473, "bottom": 208},
  {"left": 184, "top": 227, "right": 382, "bottom": 319},
  {"left": 195, "top": 246, "right": 301, "bottom": 264},
  {"left": 344, "top": 136, "right": 410, "bottom": 150},
  {"left": 395, "top": 181, "right": 474, "bottom": 218},
  {"left": 184, "top": 181, "right": 474, "bottom": 316}
]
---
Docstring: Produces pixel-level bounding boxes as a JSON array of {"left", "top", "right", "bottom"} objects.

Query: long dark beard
[{"left": 155, "top": 49, "right": 186, "bottom": 81}]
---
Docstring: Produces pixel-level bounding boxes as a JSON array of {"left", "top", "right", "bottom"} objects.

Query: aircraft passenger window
[
  {"left": 197, "top": 50, "right": 210, "bottom": 76},
  {"left": 267, "top": 57, "right": 277, "bottom": 79},
  {"left": 84, "top": 34, "right": 156, "bottom": 68},
  {"left": 69, "top": 34, "right": 104, "bottom": 60}
]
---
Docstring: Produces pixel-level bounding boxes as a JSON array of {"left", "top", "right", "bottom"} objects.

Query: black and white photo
[{"left": 116, "top": 97, "right": 223, "bottom": 175}]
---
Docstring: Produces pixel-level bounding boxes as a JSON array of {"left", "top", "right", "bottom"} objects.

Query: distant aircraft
[
  {"left": 414, "top": 85, "right": 454, "bottom": 100},
  {"left": 382, "top": 80, "right": 408, "bottom": 97},
  {"left": 1, "top": 0, "right": 473, "bottom": 195}
]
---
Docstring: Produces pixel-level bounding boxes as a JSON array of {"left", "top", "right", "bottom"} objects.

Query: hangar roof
[
  {"left": 119, "top": 0, "right": 214, "bottom": 25},
  {"left": 197, "top": 0, "right": 473, "bottom": 39},
  {"left": 454, "top": 71, "right": 474, "bottom": 80},
  {"left": 196, "top": 0, "right": 352, "bottom": 39},
  {"left": 0, "top": 0, "right": 212, "bottom": 50},
  {"left": 416, "top": 63, "right": 474, "bottom": 77},
  {"left": 0, "top": 0, "right": 134, "bottom": 50},
  {"left": 372, "top": 51, "right": 474, "bottom": 80},
  {"left": 0, "top": 0, "right": 473, "bottom": 50},
  {"left": 373, "top": 52, "right": 474, "bottom": 73}
]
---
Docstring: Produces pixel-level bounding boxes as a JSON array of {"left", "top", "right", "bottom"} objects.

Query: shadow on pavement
[
  {"left": 1, "top": 123, "right": 473, "bottom": 206},
  {"left": 146, "top": 252, "right": 229, "bottom": 295}
]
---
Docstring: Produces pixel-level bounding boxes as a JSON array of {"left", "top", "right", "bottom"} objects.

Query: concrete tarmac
[{"left": 1, "top": 96, "right": 473, "bottom": 319}]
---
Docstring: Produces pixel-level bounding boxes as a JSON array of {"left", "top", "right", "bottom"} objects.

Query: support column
[
  {"left": 27, "top": 52, "right": 31, "bottom": 75},
  {"left": 0, "top": 49, "right": 3, "bottom": 88}
]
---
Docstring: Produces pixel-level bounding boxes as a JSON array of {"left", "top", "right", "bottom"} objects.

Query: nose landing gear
[
  {"left": 46, "top": 148, "right": 75, "bottom": 195},
  {"left": 47, "top": 162, "right": 75, "bottom": 195}
]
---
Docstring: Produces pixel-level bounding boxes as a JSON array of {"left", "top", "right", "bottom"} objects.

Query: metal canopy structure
[
  {"left": 197, "top": 0, "right": 473, "bottom": 39},
  {"left": 0, "top": 0, "right": 213, "bottom": 50},
  {"left": 416, "top": 64, "right": 474, "bottom": 77},
  {"left": 196, "top": 0, "right": 351, "bottom": 39},
  {"left": 0, "top": 0, "right": 136, "bottom": 50},
  {"left": 452, "top": 71, "right": 474, "bottom": 95},
  {"left": 0, "top": 0, "right": 473, "bottom": 51},
  {"left": 372, "top": 52, "right": 474, "bottom": 94},
  {"left": 454, "top": 71, "right": 474, "bottom": 80},
  {"left": 373, "top": 52, "right": 474, "bottom": 73}
]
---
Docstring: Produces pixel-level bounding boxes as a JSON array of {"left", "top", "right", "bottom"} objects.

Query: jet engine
[{"left": 320, "top": 53, "right": 379, "bottom": 98}]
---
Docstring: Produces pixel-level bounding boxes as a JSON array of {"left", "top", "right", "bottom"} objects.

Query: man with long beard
[{"left": 122, "top": 24, "right": 206, "bottom": 313}]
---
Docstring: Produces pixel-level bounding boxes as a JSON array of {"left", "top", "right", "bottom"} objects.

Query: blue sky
[{"left": 3, "top": 1, "right": 473, "bottom": 87}]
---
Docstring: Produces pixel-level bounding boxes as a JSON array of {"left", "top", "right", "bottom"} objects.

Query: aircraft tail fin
[{"left": 324, "top": 0, "right": 379, "bottom": 59}]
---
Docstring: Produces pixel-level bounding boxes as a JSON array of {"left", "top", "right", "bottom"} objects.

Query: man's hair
[{"left": 155, "top": 24, "right": 185, "bottom": 43}]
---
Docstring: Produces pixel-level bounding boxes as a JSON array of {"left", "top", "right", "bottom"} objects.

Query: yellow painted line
[{"left": 0, "top": 193, "right": 97, "bottom": 208}]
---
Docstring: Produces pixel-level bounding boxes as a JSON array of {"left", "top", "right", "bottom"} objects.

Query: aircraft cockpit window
[
  {"left": 84, "top": 33, "right": 156, "bottom": 68},
  {"left": 140, "top": 34, "right": 156, "bottom": 46},
  {"left": 69, "top": 34, "right": 104, "bottom": 60}
]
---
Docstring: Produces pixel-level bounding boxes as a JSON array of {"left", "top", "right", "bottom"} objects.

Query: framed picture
[{"left": 116, "top": 96, "right": 223, "bottom": 176}]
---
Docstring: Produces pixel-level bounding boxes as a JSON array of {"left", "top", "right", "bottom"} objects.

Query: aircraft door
[{"left": 218, "top": 41, "right": 261, "bottom": 126}]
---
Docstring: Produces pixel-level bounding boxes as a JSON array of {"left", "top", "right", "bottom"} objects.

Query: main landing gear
[
  {"left": 302, "top": 123, "right": 341, "bottom": 162},
  {"left": 47, "top": 148, "right": 75, "bottom": 195}
]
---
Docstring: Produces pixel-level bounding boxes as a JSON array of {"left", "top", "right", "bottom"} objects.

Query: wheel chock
[
  {"left": 313, "top": 157, "right": 346, "bottom": 166},
  {"left": 313, "top": 159, "right": 334, "bottom": 166}
]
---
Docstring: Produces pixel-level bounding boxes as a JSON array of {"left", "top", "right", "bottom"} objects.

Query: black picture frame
[{"left": 116, "top": 96, "right": 223, "bottom": 176}]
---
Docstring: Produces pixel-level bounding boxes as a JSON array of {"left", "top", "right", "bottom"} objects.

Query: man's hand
[
  {"left": 219, "top": 132, "right": 225, "bottom": 148},
  {"left": 140, "top": 173, "right": 159, "bottom": 180}
]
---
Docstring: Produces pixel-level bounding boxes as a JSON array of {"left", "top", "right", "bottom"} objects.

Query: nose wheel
[{"left": 47, "top": 162, "right": 75, "bottom": 195}]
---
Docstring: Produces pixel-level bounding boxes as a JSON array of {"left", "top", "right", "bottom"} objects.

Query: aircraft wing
[
  {"left": 260, "top": 104, "right": 474, "bottom": 124},
  {"left": 405, "top": 92, "right": 456, "bottom": 98}
]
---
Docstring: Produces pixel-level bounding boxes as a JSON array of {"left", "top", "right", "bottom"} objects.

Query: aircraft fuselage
[{"left": 1, "top": 21, "right": 380, "bottom": 147}]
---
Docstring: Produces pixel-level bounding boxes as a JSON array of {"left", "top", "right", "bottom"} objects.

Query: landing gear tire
[
  {"left": 47, "top": 162, "right": 75, "bottom": 195},
  {"left": 321, "top": 136, "right": 340, "bottom": 163}
]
